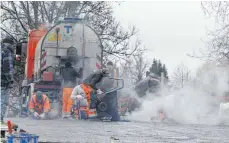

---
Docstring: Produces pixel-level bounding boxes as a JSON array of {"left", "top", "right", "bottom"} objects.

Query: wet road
[{"left": 6, "top": 118, "right": 229, "bottom": 143}]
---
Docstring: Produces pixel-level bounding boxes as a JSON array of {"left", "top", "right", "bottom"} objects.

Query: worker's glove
[
  {"left": 97, "top": 89, "right": 103, "bottom": 94},
  {"left": 39, "top": 113, "right": 46, "bottom": 119},
  {"left": 76, "top": 95, "right": 83, "bottom": 100},
  {"left": 101, "top": 68, "right": 109, "bottom": 76},
  {"left": 33, "top": 112, "right": 39, "bottom": 117}
]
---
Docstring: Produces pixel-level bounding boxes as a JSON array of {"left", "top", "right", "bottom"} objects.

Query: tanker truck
[{"left": 16, "top": 18, "right": 109, "bottom": 118}]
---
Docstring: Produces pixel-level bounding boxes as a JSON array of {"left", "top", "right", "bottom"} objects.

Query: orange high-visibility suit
[
  {"left": 29, "top": 94, "right": 51, "bottom": 114},
  {"left": 67, "top": 69, "right": 110, "bottom": 118},
  {"left": 62, "top": 87, "right": 73, "bottom": 114},
  {"left": 68, "top": 84, "right": 97, "bottom": 118}
]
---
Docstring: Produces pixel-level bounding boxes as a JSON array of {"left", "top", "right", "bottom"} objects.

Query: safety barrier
[{"left": 7, "top": 133, "right": 39, "bottom": 143}]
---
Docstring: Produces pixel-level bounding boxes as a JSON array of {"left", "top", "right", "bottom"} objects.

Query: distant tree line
[
  {"left": 148, "top": 58, "right": 169, "bottom": 79},
  {"left": 120, "top": 56, "right": 169, "bottom": 85}
]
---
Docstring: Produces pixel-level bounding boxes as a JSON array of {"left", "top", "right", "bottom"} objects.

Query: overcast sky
[{"left": 113, "top": 1, "right": 216, "bottom": 77}]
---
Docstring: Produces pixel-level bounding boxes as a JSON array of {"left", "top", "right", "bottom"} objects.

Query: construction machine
[
  {"left": 15, "top": 18, "right": 123, "bottom": 119},
  {"left": 118, "top": 74, "right": 162, "bottom": 115}
]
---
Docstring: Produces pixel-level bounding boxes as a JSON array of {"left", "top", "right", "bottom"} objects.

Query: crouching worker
[
  {"left": 29, "top": 91, "right": 51, "bottom": 120},
  {"left": 69, "top": 69, "right": 116, "bottom": 121}
]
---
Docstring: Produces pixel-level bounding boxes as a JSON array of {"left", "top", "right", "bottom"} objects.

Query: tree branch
[{"left": 0, "top": 27, "right": 18, "bottom": 41}]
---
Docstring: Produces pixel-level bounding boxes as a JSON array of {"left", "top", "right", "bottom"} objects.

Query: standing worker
[
  {"left": 1, "top": 36, "right": 14, "bottom": 123},
  {"left": 61, "top": 61, "right": 82, "bottom": 85},
  {"left": 61, "top": 61, "right": 83, "bottom": 118},
  {"left": 29, "top": 91, "right": 51, "bottom": 120},
  {"left": 98, "top": 61, "right": 120, "bottom": 121}
]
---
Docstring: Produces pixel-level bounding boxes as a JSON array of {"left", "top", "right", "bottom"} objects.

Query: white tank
[{"left": 34, "top": 19, "right": 102, "bottom": 79}]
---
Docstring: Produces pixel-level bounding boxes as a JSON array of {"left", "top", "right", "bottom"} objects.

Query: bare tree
[
  {"left": 171, "top": 63, "right": 191, "bottom": 88},
  {"left": 1, "top": 1, "right": 142, "bottom": 115},
  {"left": 194, "top": 61, "right": 229, "bottom": 96},
  {"left": 1, "top": 1, "right": 140, "bottom": 58},
  {"left": 189, "top": 2, "right": 229, "bottom": 64},
  {"left": 120, "top": 46, "right": 148, "bottom": 84}
]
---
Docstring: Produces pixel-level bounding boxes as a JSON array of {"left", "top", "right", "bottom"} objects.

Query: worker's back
[
  {"left": 61, "top": 61, "right": 82, "bottom": 86},
  {"left": 62, "top": 67, "right": 78, "bottom": 85}
]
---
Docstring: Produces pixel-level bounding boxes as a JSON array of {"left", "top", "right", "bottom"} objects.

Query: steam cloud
[{"left": 124, "top": 63, "right": 229, "bottom": 125}]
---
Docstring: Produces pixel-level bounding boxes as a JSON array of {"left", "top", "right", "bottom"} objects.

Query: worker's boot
[
  {"left": 62, "top": 112, "right": 72, "bottom": 119},
  {"left": 100, "top": 115, "right": 112, "bottom": 122},
  {"left": 98, "top": 112, "right": 112, "bottom": 121},
  {"left": 62, "top": 112, "right": 66, "bottom": 118}
]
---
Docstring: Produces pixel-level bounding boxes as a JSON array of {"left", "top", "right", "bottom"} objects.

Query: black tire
[{"left": 97, "top": 102, "right": 108, "bottom": 112}]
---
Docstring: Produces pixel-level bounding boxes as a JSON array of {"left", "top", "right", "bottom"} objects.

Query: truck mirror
[{"left": 16, "top": 43, "right": 22, "bottom": 61}]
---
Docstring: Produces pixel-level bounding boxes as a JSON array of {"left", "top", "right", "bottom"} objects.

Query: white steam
[{"left": 125, "top": 63, "right": 229, "bottom": 125}]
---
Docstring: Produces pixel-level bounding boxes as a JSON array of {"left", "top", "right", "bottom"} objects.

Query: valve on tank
[{"left": 67, "top": 46, "right": 78, "bottom": 62}]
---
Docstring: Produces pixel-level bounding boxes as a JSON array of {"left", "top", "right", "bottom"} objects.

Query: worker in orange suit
[
  {"left": 62, "top": 87, "right": 74, "bottom": 118},
  {"left": 69, "top": 68, "right": 110, "bottom": 120},
  {"left": 61, "top": 61, "right": 82, "bottom": 118},
  {"left": 29, "top": 91, "right": 51, "bottom": 120}
]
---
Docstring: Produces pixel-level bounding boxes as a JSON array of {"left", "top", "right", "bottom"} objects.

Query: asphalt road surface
[{"left": 5, "top": 118, "right": 229, "bottom": 143}]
